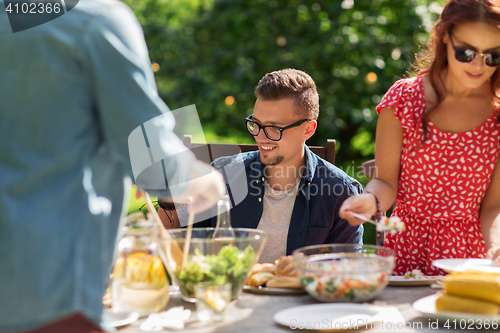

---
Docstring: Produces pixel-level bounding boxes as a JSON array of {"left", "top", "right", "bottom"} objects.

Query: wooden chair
[
  {"left": 361, "top": 159, "right": 376, "bottom": 178},
  {"left": 182, "top": 135, "right": 336, "bottom": 165}
]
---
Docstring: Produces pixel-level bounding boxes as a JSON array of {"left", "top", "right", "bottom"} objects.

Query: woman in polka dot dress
[{"left": 340, "top": 0, "right": 500, "bottom": 275}]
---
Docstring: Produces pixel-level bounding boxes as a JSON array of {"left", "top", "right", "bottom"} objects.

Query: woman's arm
[
  {"left": 479, "top": 159, "right": 500, "bottom": 265},
  {"left": 339, "top": 107, "right": 403, "bottom": 225}
]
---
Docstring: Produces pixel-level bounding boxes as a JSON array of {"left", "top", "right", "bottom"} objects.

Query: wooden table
[{"left": 117, "top": 286, "right": 496, "bottom": 332}]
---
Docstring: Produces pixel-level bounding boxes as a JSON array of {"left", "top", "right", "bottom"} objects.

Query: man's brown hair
[{"left": 255, "top": 68, "right": 319, "bottom": 120}]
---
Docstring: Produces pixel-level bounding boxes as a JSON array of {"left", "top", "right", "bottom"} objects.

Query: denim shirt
[
  {"left": 0, "top": 1, "right": 193, "bottom": 331},
  {"left": 182, "top": 146, "right": 364, "bottom": 254}
]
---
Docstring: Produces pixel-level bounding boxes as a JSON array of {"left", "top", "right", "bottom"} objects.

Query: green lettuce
[{"left": 176, "top": 244, "right": 256, "bottom": 298}]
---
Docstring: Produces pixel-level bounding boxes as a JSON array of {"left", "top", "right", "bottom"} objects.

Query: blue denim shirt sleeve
[
  {"left": 0, "top": 1, "right": 194, "bottom": 331},
  {"left": 80, "top": 4, "right": 194, "bottom": 194}
]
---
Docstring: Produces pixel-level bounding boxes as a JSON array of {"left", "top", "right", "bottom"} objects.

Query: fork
[
  {"left": 430, "top": 276, "right": 445, "bottom": 289},
  {"left": 352, "top": 213, "right": 378, "bottom": 226}
]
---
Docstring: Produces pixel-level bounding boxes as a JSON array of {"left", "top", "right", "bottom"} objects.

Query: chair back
[
  {"left": 182, "top": 135, "right": 336, "bottom": 165},
  {"left": 361, "top": 159, "right": 376, "bottom": 178}
]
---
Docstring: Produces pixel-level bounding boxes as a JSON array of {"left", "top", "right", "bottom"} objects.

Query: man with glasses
[{"left": 184, "top": 69, "right": 363, "bottom": 263}]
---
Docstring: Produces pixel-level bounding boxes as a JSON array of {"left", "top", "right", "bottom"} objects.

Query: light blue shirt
[{"left": 0, "top": 0, "right": 194, "bottom": 331}]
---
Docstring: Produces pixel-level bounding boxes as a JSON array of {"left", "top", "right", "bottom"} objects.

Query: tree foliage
[
  {"left": 124, "top": 0, "right": 444, "bottom": 244},
  {"left": 125, "top": 0, "right": 442, "bottom": 169}
]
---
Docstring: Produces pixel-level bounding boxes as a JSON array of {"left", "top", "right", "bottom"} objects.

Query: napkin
[{"left": 140, "top": 306, "right": 192, "bottom": 331}]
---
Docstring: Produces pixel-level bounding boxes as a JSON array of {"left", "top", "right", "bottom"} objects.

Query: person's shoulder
[
  {"left": 311, "top": 153, "right": 361, "bottom": 187},
  {"left": 383, "top": 75, "right": 422, "bottom": 97},
  {"left": 73, "top": 0, "right": 138, "bottom": 32},
  {"left": 401, "top": 75, "right": 424, "bottom": 94},
  {"left": 70, "top": 0, "right": 132, "bottom": 19},
  {"left": 395, "top": 75, "right": 421, "bottom": 86},
  {"left": 211, "top": 150, "right": 259, "bottom": 170},
  {"left": 377, "top": 75, "right": 425, "bottom": 125}
]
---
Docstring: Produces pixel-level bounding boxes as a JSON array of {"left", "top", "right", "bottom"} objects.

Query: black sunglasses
[
  {"left": 244, "top": 116, "right": 310, "bottom": 141},
  {"left": 449, "top": 32, "right": 500, "bottom": 67}
]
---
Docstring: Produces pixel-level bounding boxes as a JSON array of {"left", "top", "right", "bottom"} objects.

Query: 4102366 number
[
  {"left": 5, "top": 2, "right": 62, "bottom": 14},
  {"left": 443, "top": 319, "right": 498, "bottom": 330}
]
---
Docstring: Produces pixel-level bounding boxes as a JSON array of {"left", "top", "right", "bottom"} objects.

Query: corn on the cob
[
  {"left": 436, "top": 292, "right": 500, "bottom": 315},
  {"left": 443, "top": 270, "right": 500, "bottom": 304}
]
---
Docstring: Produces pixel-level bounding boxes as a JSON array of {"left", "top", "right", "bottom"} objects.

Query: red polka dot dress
[{"left": 376, "top": 76, "right": 500, "bottom": 276}]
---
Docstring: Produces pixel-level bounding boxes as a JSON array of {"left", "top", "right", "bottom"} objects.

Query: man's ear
[{"left": 305, "top": 120, "right": 317, "bottom": 139}]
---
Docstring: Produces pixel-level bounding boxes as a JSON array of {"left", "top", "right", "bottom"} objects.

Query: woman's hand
[
  {"left": 486, "top": 246, "right": 500, "bottom": 266},
  {"left": 339, "top": 193, "right": 378, "bottom": 226}
]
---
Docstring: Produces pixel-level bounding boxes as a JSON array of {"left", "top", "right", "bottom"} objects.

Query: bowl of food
[
  {"left": 160, "top": 228, "right": 267, "bottom": 302},
  {"left": 293, "top": 244, "right": 395, "bottom": 302}
]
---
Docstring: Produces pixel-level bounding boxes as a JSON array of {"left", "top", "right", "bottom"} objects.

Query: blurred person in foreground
[
  {"left": 340, "top": 0, "right": 500, "bottom": 273},
  {"left": 0, "top": 1, "right": 225, "bottom": 332},
  {"left": 181, "top": 69, "right": 363, "bottom": 264}
]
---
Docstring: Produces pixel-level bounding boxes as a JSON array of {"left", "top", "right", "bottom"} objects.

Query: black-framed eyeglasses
[
  {"left": 244, "top": 116, "right": 310, "bottom": 141},
  {"left": 449, "top": 32, "right": 500, "bottom": 67}
]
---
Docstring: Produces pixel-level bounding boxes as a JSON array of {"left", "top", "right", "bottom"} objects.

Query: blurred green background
[{"left": 125, "top": 0, "right": 445, "bottom": 243}]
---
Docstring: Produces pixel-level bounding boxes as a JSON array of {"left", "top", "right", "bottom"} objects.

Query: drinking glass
[{"left": 194, "top": 282, "right": 231, "bottom": 323}]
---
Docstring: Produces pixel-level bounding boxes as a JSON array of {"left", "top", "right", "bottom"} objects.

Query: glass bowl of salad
[
  {"left": 160, "top": 228, "right": 268, "bottom": 302},
  {"left": 293, "top": 244, "right": 395, "bottom": 303}
]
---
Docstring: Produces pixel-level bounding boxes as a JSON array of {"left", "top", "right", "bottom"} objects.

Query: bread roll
[
  {"left": 247, "top": 272, "right": 275, "bottom": 287},
  {"left": 266, "top": 276, "right": 302, "bottom": 289},
  {"left": 275, "top": 255, "right": 297, "bottom": 277}
]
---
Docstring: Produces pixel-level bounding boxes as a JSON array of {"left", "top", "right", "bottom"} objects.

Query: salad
[
  {"left": 403, "top": 269, "right": 425, "bottom": 279},
  {"left": 174, "top": 244, "right": 256, "bottom": 299},
  {"left": 377, "top": 216, "right": 405, "bottom": 234},
  {"left": 301, "top": 272, "right": 388, "bottom": 302},
  {"left": 297, "top": 256, "right": 392, "bottom": 302}
]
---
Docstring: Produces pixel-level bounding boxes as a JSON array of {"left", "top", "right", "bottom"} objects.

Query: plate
[
  {"left": 103, "top": 308, "right": 140, "bottom": 327},
  {"left": 432, "top": 258, "right": 500, "bottom": 273},
  {"left": 413, "top": 294, "right": 500, "bottom": 321},
  {"left": 388, "top": 275, "right": 440, "bottom": 286},
  {"left": 273, "top": 303, "right": 405, "bottom": 331},
  {"left": 243, "top": 285, "right": 307, "bottom": 295}
]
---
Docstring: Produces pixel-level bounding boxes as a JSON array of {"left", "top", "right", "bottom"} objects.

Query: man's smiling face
[{"left": 251, "top": 98, "right": 315, "bottom": 167}]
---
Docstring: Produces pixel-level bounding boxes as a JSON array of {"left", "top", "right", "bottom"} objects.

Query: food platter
[
  {"left": 413, "top": 294, "right": 500, "bottom": 321},
  {"left": 432, "top": 258, "right": 500, "bottom": 273},
  {"left": 388, "top": 275, "right": 440, "bottom": 286},
  {"left": 243, "top": 285, "right": 307, "bottom": 295}
]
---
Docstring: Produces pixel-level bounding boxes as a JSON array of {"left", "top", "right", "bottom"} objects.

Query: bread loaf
[
  {"left": 266, "top": 276, "right": 303, "bottom": 289},
  {"left": 246, "top": 255, "right": 302, "bottom": 289},
  {"left": 275, "top": 255, "right": 297, "bottom": 277},
  {"left": 247, "top": 272, "right": 275, "bottom": 287},
  {"left": 250, "top": 263, "right": 276, "bottom": 275}
]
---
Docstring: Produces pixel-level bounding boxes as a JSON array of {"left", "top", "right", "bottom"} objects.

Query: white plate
[
  {"left": 103, "top": 308, "right": 139, "bottom": 327},
  {"left": 388, "top": 275, "right": 440, "bottom": 286},
  {"left": 243, "top": 285, "right": 307, "bottom": 295},
  {"left": 413, "top": 294, "right": 500, "bottom": 321},
  {"left": 273, "top": 303, "right": 404, "bottom": 331},
  {"left": 432, "top": 258, "right": 500, "bottom": 273}
]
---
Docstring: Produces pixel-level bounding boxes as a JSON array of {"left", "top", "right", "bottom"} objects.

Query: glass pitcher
[{"left": 111, "top": 215, "right": 169, "bottom": 316}]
